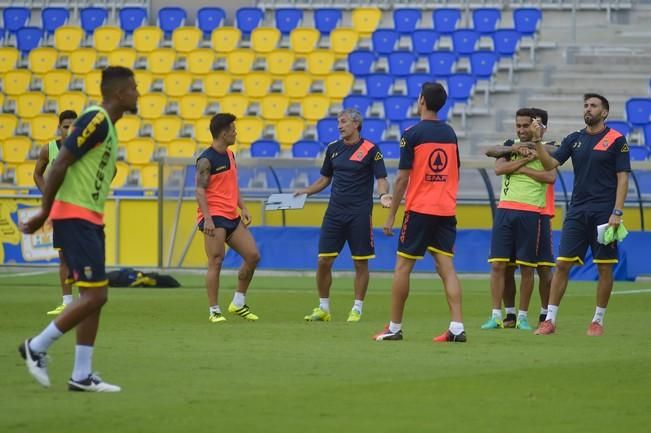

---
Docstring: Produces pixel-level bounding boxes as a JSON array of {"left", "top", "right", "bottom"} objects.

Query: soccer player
[
  {"left": 195, "top": 113, "right": 261, "bottom": 324},
  {"left": 33, "top": 109, "right": 78, "bottom": 315},
  {"left": 373, "top": 82, "right": 466, "bottom": 342},
  {"left": 297, "top": 108, "right": 390, "bottom": 322},
  {"left": 481, "top": 108, "right": 556, "bottom": 331},
  {"left": 19, "top": 66, "right": 139, "bottom": 392},
  {"left": 533, "top": 93, "right": 630, "bottom": 336}
]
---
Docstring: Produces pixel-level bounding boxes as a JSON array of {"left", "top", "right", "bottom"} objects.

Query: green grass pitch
[{"left": 1, "top": 271, "right": 649, "bottom": 433}]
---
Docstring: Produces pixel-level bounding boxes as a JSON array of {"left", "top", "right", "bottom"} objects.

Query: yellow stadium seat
[
  {"left": 202, "top": 72, "right": 232, "bottom": 98},
  {"left": 172, "top": 27, "right": 202, "bottom": 53},
  {"left": 260, "top": 95, "right": 289, "bottom": 121},
  {"left": 306, "top": 50, "right": 335, "bottom": 76},
  {"left": 283, "top": 73, "right": 312, "bottom": 100},
  {"left": 236, "top": 117, "right": 264, "bottom": 146},
  {"left": 226, "top": 50, "right": 255, "bottom": 76},
  {"left": 148, "top": 48, "right": 176, "bottom": 76},
  {"left": 0, "top": 114, "right": 18, "bottom": 140},
  {"left": 16, "top": 92, "right": 46, "bottom": 119},
  {"left": 2, "top": 70, "right": 32, "bottom": 96},
  {"left": 302, "top": 95, "right": 330, "bottom": 121},
  {"left": 0, "top": 47, "right": 19, "bottom": 73},
  {"left": 2, "top": 137, "right": 31, "bottom": 164},
  {"left": 133, "top": 26, "right": 163, "bottom": 53},
  {"left": 139, "top": 164, "right": 159, "bottom": 188},
  {"left": 139, "top": 93, "right": 168, "bottom": 120},
  {"left": 94, "top": 26, "right": 123, "bottom": 53},
  {"left": 57, "top": 92, "right": 87, "bottom": 113},
  {"left": 28, "top": 47, "right": 58, "bottom": 75},
  {"left": 69, "top": 48, "right": 98, "bottom": 75},
  {"left": 274, "top": 117, "right": 305, "bottom": 148},
  {"left": 243, "top": 73, "right": 272, "bottom": 99},
  {"left": 219, "top": 95, "right": 249, "bottom": 118},
  {"left": 351, "top": 8, "right": 382, "bottom": 37},
  {"left": 42, "top": 70, "right": 72, "bottom": 96},
  {"left": 163, "top": 72, "right": 193, "bottom": 98},
  {"left": 289, "top": 28, "right": 320, "bottom": 54},
  {"left": 151, "top": 116, "right": 182, "bottom": 143},
  {"left": 107, "top": 48, "right": 137, "bottom": 68},
  {"left": 112, "top": 161, "right": 129, "bottom": 188},
  {"left": 30, "top": 114, "right": 59, "bottom": 143},
  {"left": 186, "top": 48, "right": 215, "bottom": 75},
  {"left": 84, "top": 70, "right": 102, "bottom": 98},
  {"left": 193, "top": 117, "right": 213, "bottom": 143},
  {"left": 324, "top": 72, "right": 354, "bottom": 99},
  {"left": 54, "top": 26, "right": 84, "bottom": 53},
  {"left": 134, "top": 70, "right": 153, "bottom": 94},
  {"left": 125, "top": 138, "right": 155, "bottom": 165},
  {"left": 211, "top": 27, "right": 241, "bottom": 54},
  {"left": 116, "top": 115, "right": 140, "bottom": 142},
  {"left": 15, "top": 162, "right": 37, "bottom": 186},
  {"left": 250, "top": 27, "right": 281, "bottom": 53},
  {"left": 178, "top": 94, "right": 208, "bottom": 120},
  {"left": 166, "top": 138, "right": 197, "bottom": 158},
  {"left": 330, "top": 29, "right": 359, "bottom": 57},
  {"left": 266, "top": 49, "right": 295, "bottom": 76}
]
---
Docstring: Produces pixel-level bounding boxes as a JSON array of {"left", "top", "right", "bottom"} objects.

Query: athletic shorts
[
  {"left": 489, "top": 208, "right": 540, "bottom": 267},
  {"left": 51, "top": 219, "right": 107, "bottom": 288},
  {"left": 537, "top": 214, "right": 555, "bottom": 266},
  {"left": 558, "top": 208, "right": 618, "bottom": 264},
  {"left": 198, "top": 215, "right": 241, "bottom": 240},
  {"left": 319, "top": 211, "right": 374, "bottom": 260},
  {"left": 397, "top": 211, "right": 456, "bottom": 259}
]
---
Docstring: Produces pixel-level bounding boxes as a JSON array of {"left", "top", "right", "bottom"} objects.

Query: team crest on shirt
[
  {"left": 621, "top": 143, "right": 629, "bottom": 152},
  {"left": 400, "top": 137, "right": 407, "bottom": 148},
  {"left": 375, "top": 152, "right": 383, "bottom": 161},
  {"left": 600, "top": 140, "right": 610, "bottom": 149},
  {"left": 426, "top": 149, "right": 448, "bottom": 182},
  {"left": 355, "top": 151, "right": 364, "bottom": 159},
  {"left": 84, "top": 266, "right": 93, "bottom": 280}
]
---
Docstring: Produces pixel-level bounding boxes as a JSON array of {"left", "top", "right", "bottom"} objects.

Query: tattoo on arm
[{"left": 196, "top": 158, "right": 211, "bottom": 188}]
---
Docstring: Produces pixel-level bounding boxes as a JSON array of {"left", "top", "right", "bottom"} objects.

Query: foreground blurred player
[
  {"left": 195, "top": 113, "right": 261, "bottom": 323},
  {"left": 297, "top": 108, "right": 390, "bottom": 322},
  {"left": 19, "top": 66, "right": 139, "bottom": 391},
  {"left": 533, "top": 93, "right": 630, "bottom": 336},
  {"left": 33, "top": 110, "right": 78, "bottom": 315},
  {"left": 374, "top": 82, "right": 465, "bottom": 342}
]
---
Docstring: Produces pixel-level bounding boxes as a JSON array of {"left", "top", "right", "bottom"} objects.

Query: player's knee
[
  {"left": 491, "top": 261, "right": 507, "bottom": 273},
  {"left": 209, "top": 254, "right": 224, "bottom": 269},
  {"left": 317, "top": 256, "right": 334, "bottom": 269},
  {"left": 86, "top": 290, "right": 108, "bottom": 309},
  {"left": 245, "top": 251, "right": 261, "bottom": 266},
  {"left": 555, "top": 260, "right": 572, "bottom": 273},
  {"left": 353, "top": 260, "right": 368, "bottom": 272}
]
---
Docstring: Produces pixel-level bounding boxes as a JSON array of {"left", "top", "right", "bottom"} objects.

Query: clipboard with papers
[{"left": 265, "top": 193, "right": 307, "bottom": 211}]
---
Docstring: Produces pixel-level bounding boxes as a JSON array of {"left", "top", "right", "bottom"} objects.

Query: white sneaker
[
  {"left": 18, "top": 339, "right": 50, "bottom": 387},
  {"left": 69, "top": 373, "right": 121, "bottom": 392}
]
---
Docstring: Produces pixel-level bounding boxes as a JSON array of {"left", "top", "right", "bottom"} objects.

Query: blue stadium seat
[
  {"left": 80, "top": 7, "right": 108, "bottom": 36},
  {"left": 513, "top": 8, "right": 542, "bottom": 37},
  {"left": 393, "top": 9, "right": 421, "bottom": 34},
  {"left": 250, "top": 140, "right": 280, "bottom": 158},
  {"left": 237, "top": 167, "right": 253, "bottom": 189},
  {"left": 235, "top": 7, "right": 264, "bottom": 36},
  {"left": 372, "top": 29, "right": 399, "bottom": 55},
  {"left": 314, "top": 8, "right": 342, "bottom": 35},
  {"left": 184, "top": 165, "right": 196, "bottom": 188},
  {"left": 605, "top": 120, "right": 632, "bottom": 137},
  {"left": 275, "top": 8, "right": 302, "bottom": 35},
  {"left": 492, "top": 30, "right": 520, "bottom": 58},
  {"left": 343, "top": 95, "right": 373, "bottom": 116},
  {"left": 365, "top": 74, "right": 393, "bottom": 99},
  {"left": 406, "top": 74, "right": 431, "bottom": 98},
  {"left": 472, "top": 8, "right": 501, "bottom": 34},
  {"left": 3, "top": 7, "right": 30, "bottom": 36},
  {"left": 292, "top": 140, "right": 322, "bottom": 158},
  {"left": 625, "top": 98, "right": 651, "bottom": 127},
  {"left": 197, "top": 7, "right": 225, "bottom": 37},
  {"left": 42, "top": 8, "right": 69, "bottom": 37},
  {"left": 16, "top": 27, "right": 42, "bottom": 55},
  {"left": 629, "top": 146, "right": 648, "bottom": 161},
  {"left": 388, "top": 52, "right": 415, "bottom": 76},
  {"left": 432, "top": 8, "right": 461, "bottom": 34},
  {"left": 384, "top": 96, "right": 414, "bottom": 121},
  {"left": 119, "top": 8, "right": 148, "bottom": 35},
  {"left": 451, "top": 30, "right": 480, "bottom": 56},
  {"left": 158, "top": 7, "right": 187, "bottom": 37},
  {"left": 362, "top": 119, "right": 386, "bottom": 142},
  {"left": 378, "top": 141, "right": 400, "bottom": 159},
  {"left": 317, "top": 118, "right": 340, "bottom": 144},
  {"left": 428, "top": 51, "right": 457, "bottom": 78},
  {"left": 447, "top": 74, "right": 476, "bottom": 103},
  {"left": 347, "top": 50, "right": 376, "bottom": 77},
  {"left": 411, "top": 30, "right": 439, "bottom": 55},
  {"left": 469, "top": 51, "right": 498, "bottom": 80},
  {"left": 400, "top": 119, "right": 419, "bottom": 132},
  {"left": 644, "top": 124, "right": 651, "bottom": 146}
]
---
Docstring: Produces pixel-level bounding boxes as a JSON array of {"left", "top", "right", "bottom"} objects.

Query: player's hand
[
  {"left": 383, "top": 214, "right": 395, "bottom": 236},
  {"left": 531, "top": 119, "right": 543, "bottom": 142},
  {"left": 19, "top": 209, "right": 48, "bottom": 234},
  {"left": 202, "top": 218, "right": 216, "bottom": 237},
  {"left": 294, "top": 189, "right": 308, "bottom": 197},
  {"left": 241, "top": 208, "right": 252, "bottom": 227},
  {"left": 380, "top": 193, "right": 392, "bottom": 208},
  {"left": 608, "top": 213, "right": 621, "bottom": 229}
]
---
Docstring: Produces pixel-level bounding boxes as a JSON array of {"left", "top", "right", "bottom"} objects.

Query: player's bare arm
[
  {"left": 609, "top": 171, "right": 629, "bottom": 228},
  {"left": 517, "top": 165, "right": 557, "bottom": 184},
  {"left": 494, "top": 152, "right": 536, "bottom": 176},
  {"left": 376, "top": 177, "right": 391, "bottom": 207},
  {"left": 531, "top": 120, "right": 560, "bottom": 170},
  {"left": 195, "top": 157, "right": 216, "bottom": 236},
  {"left": 383, "top": 169, "right": 410, "bottom": 236},
  {"left": 33, "top": 144, "right": 50, "bottom": 193},
  {"left": 294, "top": 175, "right": 332, "bottom": 196}
]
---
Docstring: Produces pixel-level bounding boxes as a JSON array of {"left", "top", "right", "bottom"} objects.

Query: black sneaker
[
  {"left": 68, "top": 373, "right": 121, "bottom": 392},
  {"left": 503, "top": 314, "right": 517, "bottom": 328},
  {"left": 433, "top": 330, "right": 467, "bottom": 343},
  {"left": 373, "top": 326, "right": 403, "bottom": 341},
  {"left": 18, "top": 339, "right": 50, "bottom": 387}
]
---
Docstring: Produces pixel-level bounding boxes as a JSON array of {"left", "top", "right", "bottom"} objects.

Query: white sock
[
  {"left": 540, "top": 307, "right": 548, "bottom": 316},
  {"left": 518, "top": 310, "right": 528, "bottom": 319},
  {"left": 319, "top": 298, "right": 330, "bottom": 312},
  {"left": 209, "top": 305, "right": 221, "bottom": 314},
  {"left": 232, "top": 292, "right": 245, "bottom": 308},
  {"left": 449, "top": 321, "right": 464, "bottom": 335},
  {"left": 592, "top": 307, "right": 606, "bottom": 325},
  {"left": 62, "top": 295, "right": 74, "bottom": 305},
  {"left": 546, "top": 305, "right": 559, "bottom": 324},
  {"left": 389, "top": 321, "right": 402, "bottom": 333},
  {"left": 505, "top": 307, "right": 516, "bottom": 315},
  {"left": 72, "top": 345, "right": 94, "bottom": 382},
  {"left": 29, "top": 321, "right": 63, "bottom": 353},
  {"left": 352, "top": 300, "right": 363, "bottom": 314},
  {"left": 492, "top": 309, "right": 502, "bottom": 320}
]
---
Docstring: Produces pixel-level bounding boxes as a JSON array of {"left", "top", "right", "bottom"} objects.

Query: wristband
[{"left": 612, "top": 209, "right": 623, "bottom": 217}]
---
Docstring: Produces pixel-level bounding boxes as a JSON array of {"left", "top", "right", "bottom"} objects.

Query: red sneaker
[
  {"left": 534, "top": 319, "right": 555, "bottom": 335},
  {"left": 586, "top": 322, "right": 604, "bottom": 336},
  {"left": 433, "top": 330, "right": 467, "bottom": 343}
]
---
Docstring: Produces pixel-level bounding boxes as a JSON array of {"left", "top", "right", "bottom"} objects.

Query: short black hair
[
  {"left": 530, "top": 107, "right": 548, "bottom": 127},
  {"left": 58, "top": 110, "right": 77, "bottom": 124},
  {"left": 584, "top": 93, "right": 609, "bottom": 111},
  {"left": 100, "top": 66, "right": 135, "bottom": 99},
  {"left": 515, "top": 107, "right": 536, "bottom": 119},
  {"left": 420, "top": 82, "right": 447, "bottom": 113},
  {"left": 210, "top": 113, "right": 237, "bottom": 139}
]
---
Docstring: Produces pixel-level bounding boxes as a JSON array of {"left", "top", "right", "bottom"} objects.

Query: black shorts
[
  {"left": 558, "top": 208, "right": 618, "bottom": 264},
  {"left": 538, "top": 214, "right": 555, "bottom": 266},
  {"left": 52, "top": 222, "right": 62, "bottom": 250},
  {"left": 319, "top": 211, "right": 375, "bottom": 259},
  {"left": 198, "top": 215, "right": 242, "bottom": 240},
  {"left": 488, "top": 208, "right": 540, "bottom": 267},
  {"left": 397, "top": 211, "right": 456, "bottom": 259},
  {"left": 51, "top": 219, "right": 107, "bottom": 288}
]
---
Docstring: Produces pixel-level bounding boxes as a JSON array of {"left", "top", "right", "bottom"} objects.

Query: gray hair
[{"left": 338, "top": 108, "right": 363, "bottom": 132}]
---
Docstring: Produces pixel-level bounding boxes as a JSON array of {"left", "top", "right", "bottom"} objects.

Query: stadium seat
[
  {"left": 3, "top": 70, "right": 32, "bottom": 96},
  {"left": 203, "top": 72, "right": 232, "bottom": 98},
  {"left": 447, "top": 73, "right": 476, "bottom": 103},
  {"left": 134, "top": 70, "right": 153, "bottom": 94},
  {"left": 133, "top": 27, "right": 163, "bottom": 53},
  {"left": 314, "top": 8, "right": 342, "bottom": 35},
  {"left": 324, "top": 72, "right": 354, "bottom": 99},
  {"left": 250, "top": 140, "right": 280, "bottom": 157},
  {"left": 372, "top": 29, "right": 399, "bottom": 55},
  {"left": 172, "top": 27, "right": 202, "bottom": 53},
  {"left": 362, "top": 119, "right": 386, "bottom": 142},
  {"left": 27, "top": 47, "right": 57, "bottom": 75},
  {"left": 0, "top": 114, "right": 18, "bottom": 140},
  {"left": 220, "top": 95, "right": 249, "bottom": 118},
  {"left": 211, "top": 27, "right": 241, "bottom": 53},
  {"left": 108, "top": 48, "right": 138, "bottom": 68},
  {"left": 348, "top": 50, "right": 376, "bottom": 77},
  {"left": 151, "top": 116, "right": 182, "bottom": 143},
  {"left": 267, "top": 49, "right": 296, "bottom": 76},
  {"left": 365, "top": 74, "right": 393, "bottom": 99},
  {"left": 54, "top": 26, "right": 83, "bottom": 53},
  {"left": 147, "top": 48, "right": 176, "bottom": 76},
  {"left": 283, "top": 73, "right": 311, "bottom": 100},
  {"left": 116, "top": 115, "right": 141, "bottom": 142},
  {"left": 166, "top": 138, "right": 196, "bottom": 158},
  {"left": 411, "top": 30, "right": 439, "bottom": 55},
  {"left": 197, "top": 7, "right": 226, "bottom": 38},
  {"left": 451, "top": 30, "right": 480, "bottom": 56},
  {"left": 178, "top": 94, "right": 208, "bottom": 120},
  {"left": 243, "top": 73, "right": 272, "bottom": 99},
  {"left": 330, "top": 29, "right": 359, "bottom": 57},
  {"left": 94, "top": 26, "right": 123, "bottom": 53},
  {"left": 261, "top": 95, "right": 290, "bottom": 120},
  {"left": 393, "top": 9, "right": 421, "bottom": 34},
  {"left": 289, "top": 28, "right": 320, "bottom": 54},
  {"left": 163, "top": 72, "right": 193, "bottom": 98},
  {"left": 139, "top": 164, "right": 158, "bottom": 189},
  {"left": 317, "top": 118, "right": 339, "bottom": 144},
  {"left": 351, "top": 8, "right": 382, "bottom": 37},
  {"left": 237, "top": 117, "right": 265, "bottom": 146},
  {"left": 235, "top": 7, "right": 264, "bottom": 36},
  {"left": 16, "top": 27, "right": 43, "bottom": 55},
  {"left": 119, "top": 7, "right": 147, "bottom": 36},
  {"left": 292, "top": 140, "right": 321, "bottom": 158},
  {"left": 80, "top": 7, "right": 108, "bottom": 36},
  {"left": 42, "top": 70, "right": 72, "bottom": 96},
  {"left": 492, "top": 29, "right": 521, "bottom": 58},
  {"left": 306, "top": 50, "right": 335, "bottom": 76},
  {"left": 57, "top": 92, "right": 86, "bottom": 114},
  {"left": 158, "top": 7, "right": 187, "bottom": 37},
  {"left": 473, "top": 8, "right": 501, "bottom": 34},
  {"left": 112, "top": 161, "right": 129, "bottom": 188},
  {"left": 1, "top": 137, "right": 31, "bottom": 164},
  {"left": 251, "top": 27, "right": 281, "bottom": 53},
  {"left": 139, "top": 94, "right": 168, "bottom": 120},
  {"left": 513, "top": 8, "right": 542, "bottom": 37},
  {"left": 194, "top": 117, "right": 213, "bottom": 143},
  {"left": 125, "top": 138, "right": 155, "bottom": 165},
  {"left": 226, "top": 49, "right": 255, "bottom": 75},
  {"left": 378, "top": 141, "right": 400, "bottom": 159},
  {"left": 605, "top": 120, "right": 631, "bottom": 137},
  {"left": 433, "top": 9, "right": 461, "bottom": 34},
  {"left": 406, "top": 74, "right": 431, "bottom": 98},
  {"left": 629, "top": 146, "right": 648, "bottom": 161},
  {"left": 625, "top": 98, "right": 651, "bottom": 127},
  {"left": 469, "top": 51, "right": 498, "bottom": 80},
  {"left": 186, "top": 48, "right": 215, "bottom": 74},
  {"left": 0, "top": 47, "right": 19, "bottom": 73},
  {"left": 30, "top": 114, "right": 58, "bottom": 143},
  {"left": 384, "top": 96, "right": 414, "bottom": 121},
  {"left": 42, "top": 7, "right": 69, "bottom": 37},
  {"left": 428, "top": 51, "right": 457, "bottom": 78},
  {"left": 644, "top": 124, "right": 651, "bottom": 146},
  {"left": 15, "top": 162, "right": 36, "bottom": 186},
  {"left": 275, "top": 9, "right": 303, "bottom": 35},
  {"left": 388, "top": 52, "right": 416, "bottom": 76},
  {"left": 84, "top": 70, "right": 102, "bottom": 98},
  {"left": 69, "top": 48, "right": 98, "bottom": 75},
  {"left": 275, "top": 118, "right": 305, "bottom": 147},
  {"left": 302, "top": 95, "right": 330, "bottom": 122},
  {"left": 3, "top": 7, "right": 30, "bottom": 36},
  {"left": 343, "top": 95, "right": 373, "bottom": 116}
]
